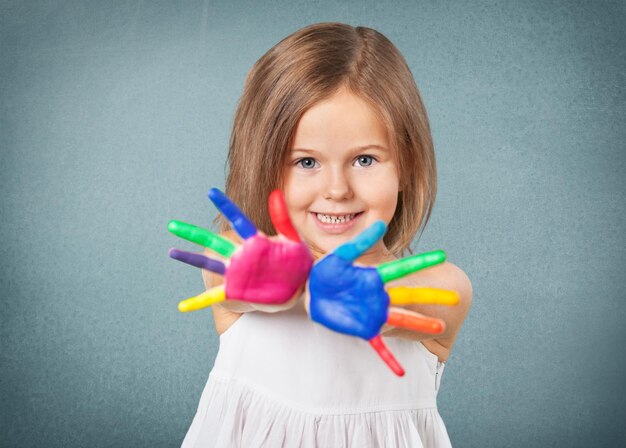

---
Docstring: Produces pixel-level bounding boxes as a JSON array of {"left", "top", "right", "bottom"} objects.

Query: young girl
[{"left": 177, "top": 23, "right": 472, "bottom": 447}]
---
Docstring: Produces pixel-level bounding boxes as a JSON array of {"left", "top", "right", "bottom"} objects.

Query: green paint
[
  {"left": 377, "top": 250, "right": 446, "bottom": 283},
  {"left": 168, "top": 220, "right": 235, "bottom": 257}
]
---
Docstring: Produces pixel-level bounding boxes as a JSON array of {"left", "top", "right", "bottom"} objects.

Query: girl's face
[{"left": 283, "top": 87, "right": 400, "bottom": 259}]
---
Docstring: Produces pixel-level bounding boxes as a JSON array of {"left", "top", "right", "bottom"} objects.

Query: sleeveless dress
[{"left": 181, "top": 299, "right": 452, "bottom": 447}]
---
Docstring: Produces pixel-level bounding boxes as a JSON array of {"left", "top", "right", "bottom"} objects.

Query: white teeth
[{"left": 316, "top": 213, "right": 356, "bottom": 224}]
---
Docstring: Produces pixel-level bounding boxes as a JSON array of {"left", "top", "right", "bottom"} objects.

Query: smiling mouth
[{"left": 312, "top": 212, "right": 363, "bottom": 224}]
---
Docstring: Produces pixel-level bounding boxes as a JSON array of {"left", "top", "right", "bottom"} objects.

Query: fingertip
[
  {"left": 432, "top": 249, "right": 447, "bottom": 263},
  {"left": 432, "top": 320, "right": 445, "bottom": 334},
  {"left": 369, "top": 335, "right": 405, "bottom": 377},
  {"left": 372, "top": 220, "right": 386, "bottom": 232},
  {"left": 268, "top": 189, "right": 286, "bottom": 214},
  {"left": 269, "top": 189, "right": 300, "bottom": 242},
  {"left": 207, "top": 187, "right": 222, "bottom": 199},
  {"left": 268, "top": 189, "right": 283, "bottom": 215},
  {"left": 178, "top": 301, "right": 189, "bottom": 312},
  {"left": 168, "top": 248, "right": 179, "bottom": 258},
  {"left": 369, "top": 220, "right": 387, "bottom": 242},
  {"left": 269, "top": 189, "right": 282, "bottom": 202},
  {"left": 168, "top": 220, "right": 182, "bottom": 234},
  {"left": 208, "top": 188, "right": 227, "bottom": 206}
]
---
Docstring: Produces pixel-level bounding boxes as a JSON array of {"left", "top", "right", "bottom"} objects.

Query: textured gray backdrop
[{"left": 1, "top": 1, "right": 624, "bottom": 447}]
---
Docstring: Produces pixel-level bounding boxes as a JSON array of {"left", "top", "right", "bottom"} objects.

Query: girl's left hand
[
  {"left": 168, "top": 188, "right": 313, "bottom": 313},
  {"left": 306, "top": 221, "right": 460, "bottom": 376}
]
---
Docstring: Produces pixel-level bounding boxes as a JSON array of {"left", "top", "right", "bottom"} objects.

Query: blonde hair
[{"left": 221, "top": 22, "right": 437, "bottom": 255}]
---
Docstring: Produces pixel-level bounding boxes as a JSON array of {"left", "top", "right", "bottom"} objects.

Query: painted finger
[
  {"left": 168, "top": 220, "right": 236, "bottom": 257},
  {"left": 268, "top": 190, "right": 300, "bottom": 242},
  {"left": 333, "top": 221, "right": 386, "bottom": 262},
  {"left": 208, "top": 188, "right": 257, "bottom": 239},
  {"left": 377, "top": 250, "right": 446, "bottom": 283},
  {"left": 168, "top": 248, "right": 226, "bottom": 275},
  {"left": 178, "top": 285, "right": 226, "bottom": 312},
  {"left": 388, "top": 286, "right": 459, "bottom": 306},
  {"left": 386, "top": 308, "right": 445, "bottom": 334},
  {"left": 369, "top": 335, "right": 405, "bottom": 377}
]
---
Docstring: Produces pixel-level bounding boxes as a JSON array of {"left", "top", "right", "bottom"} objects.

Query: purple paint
[{"left": 169, "top": 248, "right": 226, "bottom": 275}]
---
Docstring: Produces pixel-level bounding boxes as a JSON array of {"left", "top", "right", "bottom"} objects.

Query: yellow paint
[
  {"left": 178, "top": 285, "right": 226, "bottom": 312},
  {"left": 388, "top": 287, "right": 459, "bottom": 306}
]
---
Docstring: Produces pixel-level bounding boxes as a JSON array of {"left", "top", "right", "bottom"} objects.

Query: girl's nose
[{"left": 324, "top": 169, "right": 353, "bottom": 200}]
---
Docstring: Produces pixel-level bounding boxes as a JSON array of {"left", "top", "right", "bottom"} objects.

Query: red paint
[
  {"left": 369, "top": 335, "right": 405, "bottom": 377},
  {"left": 269, "top": 190, "right": 301, "bottom": 242},
  {"left": 387, "top": 312, "right": 445, "bottom": 335}
]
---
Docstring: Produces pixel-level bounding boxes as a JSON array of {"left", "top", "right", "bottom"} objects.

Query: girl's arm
[{"left": 382, "top": 261, "right": 472, "bottom": 360}]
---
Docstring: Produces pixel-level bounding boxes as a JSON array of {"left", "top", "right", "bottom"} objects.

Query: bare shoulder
[
  {"left": 385, "top": 260, "right": 473, "bottom": 359},
  {"left": 418, "top": 261, "right": 472, "bottom": 350},
  {"left": 413, "top": 261, "right": 472, "bottom": 304},
  {"left": 413, "top": 260, "right": 473, "bottom": 327}
]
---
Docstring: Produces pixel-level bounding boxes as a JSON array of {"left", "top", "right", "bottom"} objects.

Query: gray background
[{"left": 1, "top": 0, "right": 624, "bottom": 447}]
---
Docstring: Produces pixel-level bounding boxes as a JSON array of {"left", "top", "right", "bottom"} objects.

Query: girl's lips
[{"left": 310, "top": 211, "right": 364, "bottom": 235}]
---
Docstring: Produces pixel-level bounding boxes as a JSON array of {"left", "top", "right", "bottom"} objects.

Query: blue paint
[
  {"left": 309, "top": 253, "right": 389, "bottom": 340},
  {"left": 208, "top": 188, "right": 257, "bottom": 239},
  {"left": 334, "top": 221, "right": 386, "bottom": 262}
]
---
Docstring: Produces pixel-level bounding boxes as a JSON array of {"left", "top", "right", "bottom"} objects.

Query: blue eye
[
  {"left": 354, "top": 155, "right": 376, "bottom": 167},
  {"left": 296, "top": 157, "right": 319, "bottom": 169}
]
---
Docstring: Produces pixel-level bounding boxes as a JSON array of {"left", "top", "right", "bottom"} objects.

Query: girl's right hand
[
  {"left": 168, "top": 188, "right": 313, "bottom": 313},
  {"left": 305, "top": 221, "right": 460, "bottom": 376}
]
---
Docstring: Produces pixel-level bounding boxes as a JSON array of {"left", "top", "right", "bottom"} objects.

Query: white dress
[{"left": 181, "top": 299, "right": 452, "bottom": 447}]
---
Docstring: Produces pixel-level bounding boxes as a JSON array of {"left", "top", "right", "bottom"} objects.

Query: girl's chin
[
  {"left": 305, "top": 234, "right": 358, "bottom": 256},
  {"left": 300, "top": 212, "right": 390, "bottom": 256}
]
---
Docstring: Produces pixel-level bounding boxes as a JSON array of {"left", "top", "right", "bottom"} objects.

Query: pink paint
[{"left": 225, "top": 234, "right": 313, "bottom": 304}]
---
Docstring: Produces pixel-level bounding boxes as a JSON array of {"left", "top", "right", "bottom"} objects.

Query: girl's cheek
[
  {"left": 282, "top": 175, "right": 309, "bottom": 215},
  {"left": 365, "top": 170, "right": 400, "bottom": 219}
]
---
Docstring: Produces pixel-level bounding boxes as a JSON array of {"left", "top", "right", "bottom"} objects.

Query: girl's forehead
[{"left": 291, "top": 91, "right": 390, "bottom": 150}]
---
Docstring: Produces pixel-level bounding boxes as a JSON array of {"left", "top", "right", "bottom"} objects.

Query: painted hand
[
  {"left": 168, "top": 188, "right": 313, "bottom": 312},
  {"left": 307, "top": 221, "right": 460, "bottom": 376}
]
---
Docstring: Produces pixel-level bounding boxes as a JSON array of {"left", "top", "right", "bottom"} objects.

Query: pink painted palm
[{"left": 168, "top": 188, "right": 313, "bottom": 312}]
